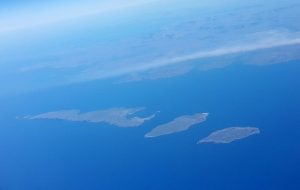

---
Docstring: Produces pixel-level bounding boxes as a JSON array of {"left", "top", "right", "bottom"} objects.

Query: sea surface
[{"left": 0, "top": 61, "right": 299, "bottom": 190}]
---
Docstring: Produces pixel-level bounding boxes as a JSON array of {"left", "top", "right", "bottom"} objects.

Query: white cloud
[
  {"left": 17, "top": 31, "right": 300, "bottom": 85},
  {"left": 2, "top": 0, "right": 300, "bottom": 95},
  {"left": 116, "top": 64, "right": 193, "bottom": 84},
  {"left": 24, "top": 107, "right": 156, "bottom": 127},
  {"left": 145, "top": 113, "right": 209, "bottom": 138},
  {"left": 198, "top": 127, "right": 260, "bottom": 144},
  {"left": 71, "top": 31, "right": 300, "bottom": 83}
]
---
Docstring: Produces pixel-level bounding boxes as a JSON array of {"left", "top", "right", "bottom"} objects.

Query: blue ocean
[{"left": 0, "top": 61, "right": 299, "bottom": 190}]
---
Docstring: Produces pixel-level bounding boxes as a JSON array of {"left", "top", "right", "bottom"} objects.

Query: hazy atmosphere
[{"left": 0, "top": 0, "right": 299, "bottom": 189}]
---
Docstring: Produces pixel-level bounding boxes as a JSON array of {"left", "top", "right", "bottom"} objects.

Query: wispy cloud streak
[{"left": 74, "top": 31, "right": 300, "bottom": 82}]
